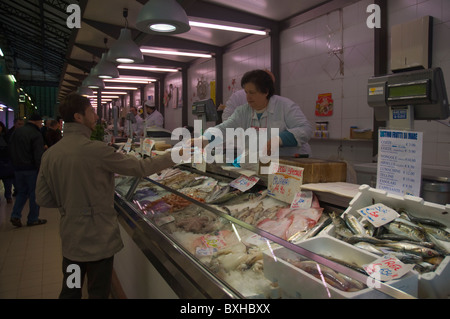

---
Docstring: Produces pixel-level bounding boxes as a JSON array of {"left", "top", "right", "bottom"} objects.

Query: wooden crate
[{"left": 260, "top": 157, "right": 347, "bottom": 183}]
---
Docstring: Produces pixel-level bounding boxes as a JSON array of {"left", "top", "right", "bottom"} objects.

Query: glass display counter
[{"left": 113, "top": 165, "right": 417, "bottom": 299}]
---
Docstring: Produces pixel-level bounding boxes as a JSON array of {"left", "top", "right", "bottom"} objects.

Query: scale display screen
[{"left": 388, "top": 81, "right": 429, "bottom": 99}]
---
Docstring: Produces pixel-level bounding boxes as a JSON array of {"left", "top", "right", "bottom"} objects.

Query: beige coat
[{"left": 36, "top": 122, "right": 174, "bottom": 262}]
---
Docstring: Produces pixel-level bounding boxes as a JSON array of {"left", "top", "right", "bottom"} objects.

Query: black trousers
[{"left": 59, "top": 256, "right": 114, "bottom": 299}]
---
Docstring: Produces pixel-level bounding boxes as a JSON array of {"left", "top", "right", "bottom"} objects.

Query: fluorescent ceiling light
[
  {"left": 104, "top": 77, "right": 156, "bottom": 84},
  {"left": 105, "top": 86, "right": 139, "bottom": 90},
  {"left": 140, "top": 48, "right": 212, "bottom": 58},
  {"left": 189, "top": 21, "right": 267, "bottom": 35},
  {"left": 117, "top": 65, "right": 178, "bottom": 72},
  {"left": 0, "top": 48, "right": 4, "bottom": 57},
  {"left": 9, "top": 75, "right": 16, "bottom": 82}
]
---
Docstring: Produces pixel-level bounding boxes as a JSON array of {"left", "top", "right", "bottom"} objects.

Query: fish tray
[
  {"left": 321, "top": 184, "right": 450, "bottom": 298},
  {"left": 263, "top": 236, "right": 418, "bottom": 299}
]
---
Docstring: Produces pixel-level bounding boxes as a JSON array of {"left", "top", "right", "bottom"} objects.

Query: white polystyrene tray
[
  {"left": 320, "top": 184, "right": 450, "bottom": 299},
  {"left": 263, "top": 236, "right": 418, "bottom": 299}
]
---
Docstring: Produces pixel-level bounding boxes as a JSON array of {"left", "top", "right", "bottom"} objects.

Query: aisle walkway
[{"left": 0, "top": 195, "right": 63, "bottom": 299}]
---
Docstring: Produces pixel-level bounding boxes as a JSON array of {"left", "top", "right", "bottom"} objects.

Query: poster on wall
[{"left": 315, "top": 93, "right": 334, "bottom": 116}]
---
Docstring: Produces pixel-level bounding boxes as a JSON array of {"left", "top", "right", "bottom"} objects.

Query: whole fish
[
  {"left": 353, "top": 242, "right": 385, "bottom": 255},
  {"left": 379, "top": 242, "right": 441, "bottom": 258},
  {"left": 399, "top": 209, "right": 447, "bottom": 228},
  {"left": 425, "top": 233, "right": 450, "bottom": 255},
  {"left": 344, "top": 214, "right": 369, "bottom": 236},
  {"left": 330, "top": 212, "right": 353, "bottom": 239},
  {"left": 419, "top": 223, "right": 450, "bottom": 242},
  {"left": 385, "top": 221, "right": 427, "bottom": 242}
]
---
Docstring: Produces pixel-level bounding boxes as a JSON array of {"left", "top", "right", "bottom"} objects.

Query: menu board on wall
[{"left": 376, "top": 129, "right": 423, "bottom": 197}]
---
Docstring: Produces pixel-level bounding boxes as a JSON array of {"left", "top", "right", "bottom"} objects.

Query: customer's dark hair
[
  {"left": 241, "top": 69, "right": 275, "bottom": 99},
  {"left": 59, "top": 93, "right": 91, "bottom": 123}
]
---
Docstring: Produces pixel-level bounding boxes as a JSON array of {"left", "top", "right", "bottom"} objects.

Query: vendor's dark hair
[
  {"left": 59, "top": 93, "right": 91, "bottom": 122},
  {"left": 241, "top": 69, "right": 275, "bottom": 99}
]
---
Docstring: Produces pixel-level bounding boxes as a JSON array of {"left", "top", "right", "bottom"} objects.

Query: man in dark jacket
[{"left": 9, "top": 113, "right": 46, "bottom": 227}]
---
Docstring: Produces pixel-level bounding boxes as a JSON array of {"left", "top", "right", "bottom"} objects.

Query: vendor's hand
[{"left": 217, "top": 104, "right": 226, "bottom": 111}]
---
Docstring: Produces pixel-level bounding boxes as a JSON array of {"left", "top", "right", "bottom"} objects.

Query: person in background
[
  {"left": 41, "top": 118, "right": 51, "bottom": 148},
  {"left": 5, "top": 118, "right": 25, "bottom": 141},
  {"left": 218, "top": 69, "right": 276, "bottom": 121},
  {"left": 202, "top": 69, "right": 313, "bottom": 157},
  {"left": 0, "top": 121, "right": 14, "bottom": 204},
  {"left": 124, "top": 106, "right": 144, "bottom": 138},
  {"left": 36, "top": 93, "right": 181, "bottom": 299},
  {"left": 9, "top": 113, "right": 46, "bottom": 227},
  {"left": 5, "top": 118, "right": 25, "bottom": 197},
  {"left": 143, "top": 100, "right": 164, "bottom": 130},
  {"left": 45, "top": 119, "right": 62, "bottom": 148}
]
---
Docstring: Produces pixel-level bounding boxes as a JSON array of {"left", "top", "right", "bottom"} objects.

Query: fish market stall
[{"left": 111, "top": 159, "right": 446, "bottom": 299}]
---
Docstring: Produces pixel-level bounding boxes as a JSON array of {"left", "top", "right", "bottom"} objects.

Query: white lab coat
[
  {"left": 144, "top": 109, "right": 164, "bottom": 130},
  {"left": 222, "top": 89, "right": 247, "bottom": 121},
  {"left": 206, "top": 95, "right": 313, "bottom": 156},
  {"left": 124, "top": 114, "right": 144, "bottom": 137}
]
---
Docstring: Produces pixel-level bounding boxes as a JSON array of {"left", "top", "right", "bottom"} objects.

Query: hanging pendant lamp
[
  {"left": 77, "top": 86, "right": 94, "bottom": 97},
  {"left": 82, "top": 73, "right": 105, "bottom": 90},
  {"left": 136, "top": 0, "right": 190, "bottom": 35},
  {"left": 92, "top": 53, "right": 120, "bottom": 79},
  {"left": 107, "top": 28, "right": 144, "bottom": 64}
]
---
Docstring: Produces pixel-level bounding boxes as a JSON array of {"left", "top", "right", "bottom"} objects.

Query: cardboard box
[{"left": 260, "top": 158, "right": 347, "bottom": 183}]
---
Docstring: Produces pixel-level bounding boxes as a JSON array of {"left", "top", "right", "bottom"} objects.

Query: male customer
[
  {"left": 36, "top": 93, "right": 178, "bottom": 299},
  {"left": 9, "top": 113, "right": 46, "bottom": 227}
]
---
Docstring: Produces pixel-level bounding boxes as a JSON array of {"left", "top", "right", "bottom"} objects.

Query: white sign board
[{"left": 377, "top": 130, "right": 423, "bottom": 197}]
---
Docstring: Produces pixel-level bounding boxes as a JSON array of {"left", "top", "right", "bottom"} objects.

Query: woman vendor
[{"left": 201, "top": 69, "right": 313, "bottom": 159}]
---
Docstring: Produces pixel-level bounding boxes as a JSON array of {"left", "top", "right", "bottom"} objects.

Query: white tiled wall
[
  {"left": 280, "top": 0, "right": 375, "bottom": 165},
  {"left": 175, "top": 0, "right": 450, "bottom": 170},
  {"left": 387, "top": 0, "right": 450, "bottom": 169}
]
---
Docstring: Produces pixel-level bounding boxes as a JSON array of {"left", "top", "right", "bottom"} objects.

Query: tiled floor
[{"left": 0, "top": 193, "right": 63, "bottom": 299}]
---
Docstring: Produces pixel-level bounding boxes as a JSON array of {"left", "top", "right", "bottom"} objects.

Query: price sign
[
  {"left": 267, "top": 162, "right": 304, "bottom": 204},
  {"left": 142, "top": 138, "right": 155, "bottom": 156},
  {"left": 124, "top": 138, "right": 133, "bottom": 153},
  {"left": 290, "top": 190, "right": 313, "bottom": 209},
  {"left": 363, "top": 254, "right": 414, "bottom": 282},
  {"left": 229, "top": 175, "right": 260, "bottom": 192},
  {"left": 357, "top": 203, "right": 399, "bottom": 227}
]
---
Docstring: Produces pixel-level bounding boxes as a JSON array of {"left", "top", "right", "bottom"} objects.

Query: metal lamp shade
[
  {"left": 82, "top": 74, "right": 105, "bottom": 90},
  {"left": 136, "top": 0, "right": 190, "bottom": 35},
  {"left": 77, "top": 86, "right": 94, "bottom": 97},
  {"left": 107, "top": 28, "right": 144, "bottom": 64},
  {"left": 91, "top": 53, "right": 119, "bottom": 79}
]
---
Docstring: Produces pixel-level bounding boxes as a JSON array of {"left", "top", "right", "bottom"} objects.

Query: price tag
[
  {"left": 142, "top": 138, "right": 155, "bottom": 156},
  {"left": 200, "top": 233, "right": 227, "bottom": 250},
  {"left": 229, "top": 175, "right": 260, "bottom": 192},
  {"left": 267, "top": 162, "right": 304, "bottom": 204},
  {"left": 290, "top": 190, "right": 312, "bottom": 209},
  {"left": 357, "top": 203, "right": 399, "bottom": 227},
  {"left": 363, "top": 254, "right": 415, "bottom": 282},
  {"left": 124, "top": 138, "right": 132, "bottom": 153}
]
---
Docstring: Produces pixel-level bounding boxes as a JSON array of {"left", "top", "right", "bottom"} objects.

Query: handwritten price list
[{"left": 356, "top": 203, "right": 399, "bottom": 227}]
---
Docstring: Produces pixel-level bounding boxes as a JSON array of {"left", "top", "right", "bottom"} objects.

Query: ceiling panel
[{"left": 0, "top": 0, "right": 334, "bottom": 101}]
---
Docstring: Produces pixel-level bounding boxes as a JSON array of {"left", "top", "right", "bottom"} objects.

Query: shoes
[
  {"left": 10, "top": 218, "right": 22, "bottom": 227},
  {"left": 27, "top": 219, "right": 47, "bottom": 227},
  {"left": 6, "top": 198, "right": 12, "bottom": 204}
]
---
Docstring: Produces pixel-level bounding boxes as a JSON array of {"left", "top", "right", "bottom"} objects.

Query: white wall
[{"left": 165, "top": 0, "right": 450, "bottom": 170}]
